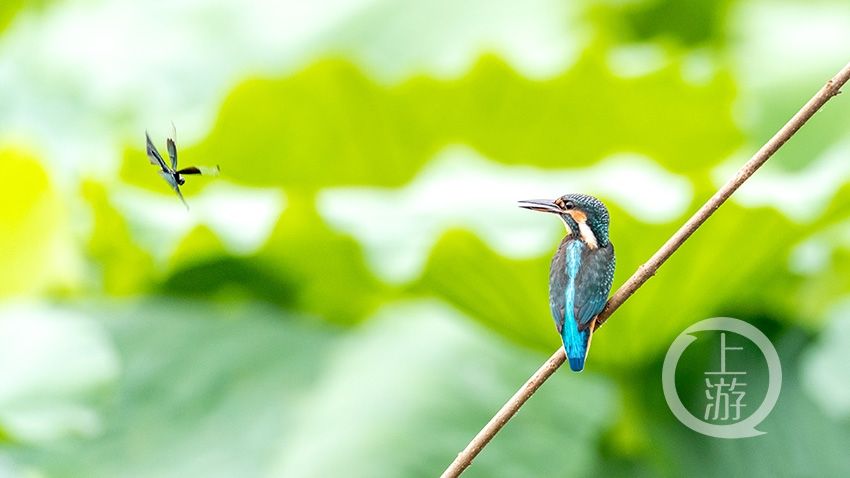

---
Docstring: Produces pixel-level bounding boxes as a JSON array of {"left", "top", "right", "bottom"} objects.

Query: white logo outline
[{"left": 662, "top": 317, "right": 782, "bottom": 439}]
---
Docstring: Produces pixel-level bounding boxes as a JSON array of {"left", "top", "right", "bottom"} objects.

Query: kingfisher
[
  {"left": 519, "top": 194, "right": 615, "bottom": 372},
  {"left": 145, "top": 125, "right": 219, "bottom": 209}
]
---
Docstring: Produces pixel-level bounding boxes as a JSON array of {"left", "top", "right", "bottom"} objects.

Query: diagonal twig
[{"left": 441, "top": 60, "right": 850, "bottom": 478}]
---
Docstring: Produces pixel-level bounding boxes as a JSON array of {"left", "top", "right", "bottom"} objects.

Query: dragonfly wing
[
  {"left": 146, "top": 131, "right": 170, "bottom": 172},
  {"left": 176, "top": 165, "right": 220, "bottom": 176},
  {"left": 167, "top": 123, "right": 178, "bottom": 170},
  {"left": 167, "top": 138, "right": 178, "bottom": 170},
  {"left": 175, "top": 186, "right": 189, "bottom": 210},
  {"left": 159, "top": 171, "right": 189, "bottom": 210}
]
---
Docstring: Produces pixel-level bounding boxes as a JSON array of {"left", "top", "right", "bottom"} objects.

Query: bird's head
[
  {"left": 176, "top": 174, "right": 186, "bottom": 186},
  {"left": 518, "top": 193, "right": 610, "bottom": 248}
]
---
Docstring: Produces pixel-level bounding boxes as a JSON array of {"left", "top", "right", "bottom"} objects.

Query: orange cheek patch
[
  {"left": 568, "top": 210, "right": 587, "bottom": 222},
  {"left": 569, "top": 209, "right": 598, "bottom": 249}
]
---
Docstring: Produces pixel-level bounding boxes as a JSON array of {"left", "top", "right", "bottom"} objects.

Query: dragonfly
[{"left": 145, "top": 125, "right": 219, "bottom": 209}]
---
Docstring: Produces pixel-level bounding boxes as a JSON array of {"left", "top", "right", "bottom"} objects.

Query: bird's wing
[
  {"left": 548, "top": 238, "right": 569, "bottom": 334},
  {"left": 159, "top": 171, "right": 189, "bottom": 210},
  {"left": 176, "top": 165, "right": 220, "bottom": 176},
  {"left": 574, "top": 243, "right": 615, "bottom": 329},
  {"left": 146, "top": 131, "right": 170, "bottom": 173}
]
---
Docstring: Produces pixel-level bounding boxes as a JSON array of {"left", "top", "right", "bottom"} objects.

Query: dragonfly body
[{"left": 145, "top": 128, "right": 219, "bottom": 209}]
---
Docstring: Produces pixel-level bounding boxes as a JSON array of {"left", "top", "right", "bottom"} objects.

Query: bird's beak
[{"left": 517, "top": 198, "right": 564, "bottom": 214}]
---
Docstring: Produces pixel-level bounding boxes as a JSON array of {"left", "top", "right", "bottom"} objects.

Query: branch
[{"left": 441, "top": 60, "right": 850, "bottom": 478}]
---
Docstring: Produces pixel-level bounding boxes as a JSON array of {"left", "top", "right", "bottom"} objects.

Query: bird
[
  {"left": 145, "top": 125, "right": 219, "bottom": 209},
  {"left": 519, "top": 194, "right": 615, "bottom": 372}
]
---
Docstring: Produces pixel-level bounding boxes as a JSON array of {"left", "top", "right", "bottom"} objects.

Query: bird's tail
[{"left": 562, "top": 319, "right": 596, "bottom": 372}]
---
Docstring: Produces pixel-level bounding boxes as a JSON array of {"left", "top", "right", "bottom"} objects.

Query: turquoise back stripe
[{"left": 562, "top": 241, "right": 590, "bottom": 371}]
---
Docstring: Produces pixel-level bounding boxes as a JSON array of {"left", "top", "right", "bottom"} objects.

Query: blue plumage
[
  {"left": 520, "top": 194, "right": 616, "bottom": 372},
  {"left": 562, "top": 240, "right": 590, "bottom": 371}
]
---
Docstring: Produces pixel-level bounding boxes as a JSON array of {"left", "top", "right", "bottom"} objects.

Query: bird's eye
[{"left": 564, "top": 201, "right": 575, "bottom": 210}]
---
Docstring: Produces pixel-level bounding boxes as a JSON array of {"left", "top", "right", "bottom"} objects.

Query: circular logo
[{"left": 662, "top": 317, "right": 782, "bottom": 439}]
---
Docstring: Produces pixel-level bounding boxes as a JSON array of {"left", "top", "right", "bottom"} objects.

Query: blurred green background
[{"left": 2, "top": 0, "right": 850, "bottom": 476}]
